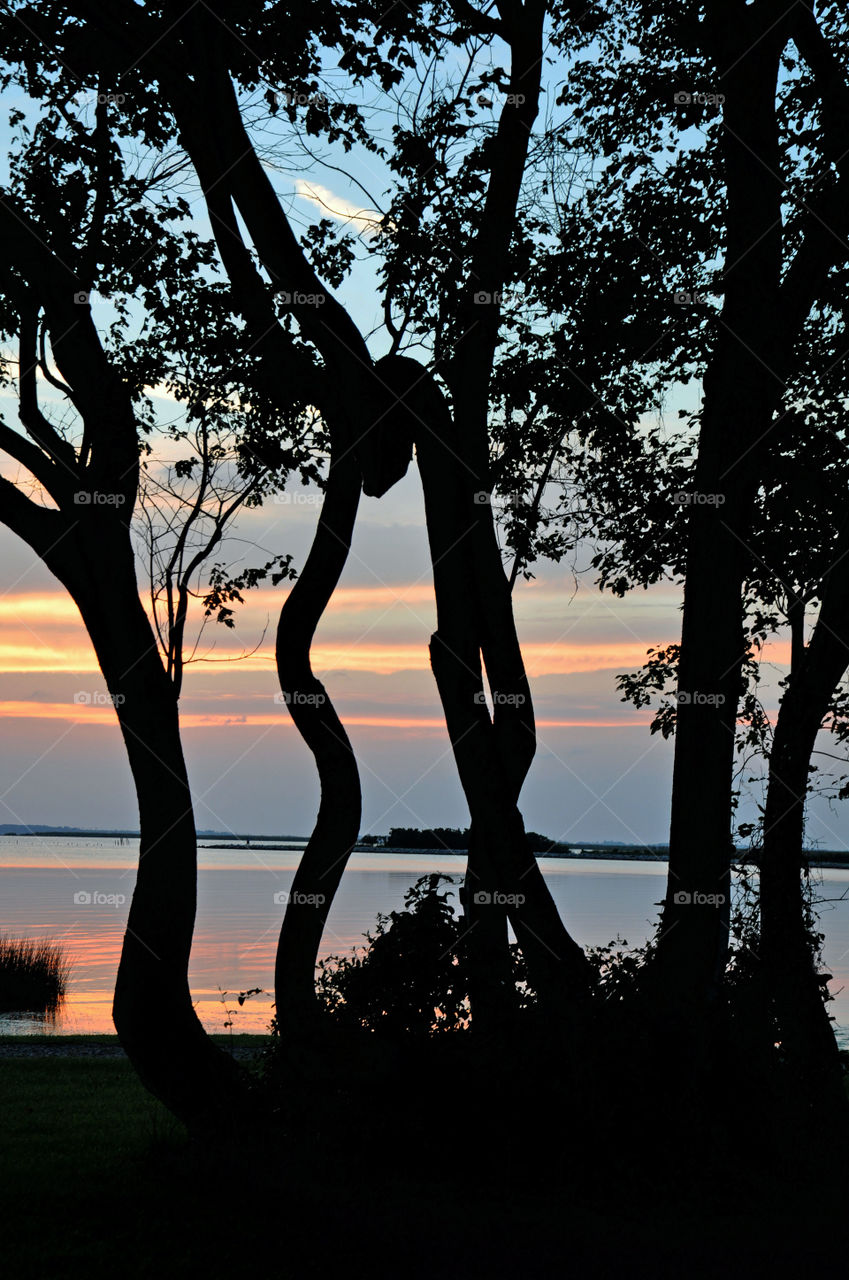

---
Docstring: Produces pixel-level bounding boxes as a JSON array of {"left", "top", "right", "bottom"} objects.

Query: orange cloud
[
  {"left": 0, "top": 588, "right": 794, "bottom": 680},
  {"left": 0, "top": 700, "right": 653, "bottom": 729},
  {"left": 0, "top": 636, "right": 682, "bottom": 676}
]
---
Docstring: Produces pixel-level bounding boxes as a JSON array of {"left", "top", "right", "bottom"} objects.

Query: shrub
[{"left": 316, "top": 874, "right": 470, "bottom": 1036}]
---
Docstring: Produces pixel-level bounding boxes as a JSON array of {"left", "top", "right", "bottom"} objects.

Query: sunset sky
[
  {"left": 0, "top": 445, "right": 672, "bottom": 839},
  {"left": 2, "top": 427, "right": 845, "bottom": 849},
  {"left": 0, "top": 99, "right": 846, "bottom": 850}
]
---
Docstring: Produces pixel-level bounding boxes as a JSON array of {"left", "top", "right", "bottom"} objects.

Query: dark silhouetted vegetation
[
  {"left": 4, "top": 3, "right": 849, "bottom": 1272},
  {"left": 0, "top": 936, "right": 70, "bottom": 1014},
  {"left": 376, "top": 827, "right": 569, "bottom": 853}
]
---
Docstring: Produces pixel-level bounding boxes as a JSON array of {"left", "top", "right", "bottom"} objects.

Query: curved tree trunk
[
  {"left": 0, "top": 184, "right": 246, "bottom": 1130},
  {"left": 166, "top": 10, "right": 587, "bottom": 1028},
  {"left": 57, "top": 520, "right": 246, "bottom": 1130},
  {"left": 274, "top": 451, "right": 362, "bottom": 1033},
  {"left": 380, "top": 356, "right": 592, "bottom": 1017},
  {"left": 760, "top": 521, "right": 849, "bottom": 1119}
]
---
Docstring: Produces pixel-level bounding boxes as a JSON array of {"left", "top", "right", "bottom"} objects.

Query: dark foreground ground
[{"left": 1, "top": 1035, "right": 847, "bottom": 1279}]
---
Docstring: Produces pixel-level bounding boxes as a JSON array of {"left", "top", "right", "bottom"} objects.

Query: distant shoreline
[
  {"left": 4, "top": 829, "right": 849, "bottom": 870},
  {"left": 191, "top": 842, "right": 849, "bottom": 869}
]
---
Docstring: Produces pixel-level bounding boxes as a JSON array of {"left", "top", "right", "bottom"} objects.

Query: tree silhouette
[{"left": 3, "top": 0, "right": 849, "bottom": 1152}]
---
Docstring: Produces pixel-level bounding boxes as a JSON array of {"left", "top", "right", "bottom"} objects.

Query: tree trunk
[
  {"left": 655, "top": 26, "right": 785, "bottom": 1010},
  {"left": 760, "top": 521, "right": 849, "bottom": 1119},
  {"left": 54, "top": 517, "right": 245, "bottom": 1130},
  {"left": 274, "top": 451, "right": 362, "bottom": 1033},
  {"left": 382, "top": 356, "right": 592, "bottom": 1016}
]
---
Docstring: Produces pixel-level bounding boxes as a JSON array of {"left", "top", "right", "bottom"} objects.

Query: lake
[{"left": 2, "top": 837, "right": 849, "bottom": 1042}]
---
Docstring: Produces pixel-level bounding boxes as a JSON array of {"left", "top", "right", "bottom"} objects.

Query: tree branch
[
  {"left": 447, "top": 0, "right": 504, "bottom": 37},
  {"left": 0, "top": 472, "right": 66, "bottom": 557},
  {"left": 0, "top": 418, "right": 65, "bottom": 503}
]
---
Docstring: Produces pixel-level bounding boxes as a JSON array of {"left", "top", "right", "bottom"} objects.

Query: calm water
[{"left": 2, "top": 837, "right": 849, "bottom": 1041}]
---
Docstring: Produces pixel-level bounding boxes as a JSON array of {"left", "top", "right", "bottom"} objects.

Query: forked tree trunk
[{"left": 382, "top": 356, "right": 592, "bottom": 1016}]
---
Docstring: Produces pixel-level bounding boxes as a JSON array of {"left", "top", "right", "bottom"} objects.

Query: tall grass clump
[{"left": 0, "top": 936, "right": 71, "bottom": 1014}]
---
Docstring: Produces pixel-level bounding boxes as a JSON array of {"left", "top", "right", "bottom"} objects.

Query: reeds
[{"left": 0, "top": 936, "right": 71, "bottom": 1013}]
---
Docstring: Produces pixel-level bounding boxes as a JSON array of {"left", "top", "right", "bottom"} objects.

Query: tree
[
  {"left": 9, "top": 0, "right": 849, "bottom": 1141},
  {"left": 505, "top": 0, "right": 849, "bottom": 1027},
  {"left": 0, "top": 53, "right": 316, "bottom": 1123},
  {"left": 0, "top": 196, "right": 247, "bottom": 1125},
  {"left": 45, "top": 0, "right": 606, "bottom": 1031}
]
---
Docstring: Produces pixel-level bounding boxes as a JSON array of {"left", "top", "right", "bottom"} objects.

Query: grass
[
  {"left": 0, "top": 1058, "right": 184, "bottom": 1279},
  {"left": 0, "top": 936, "right": 70, "bottom": 1014},
  {"left": 0, "top": 1033, "right": 262, "bottom": 1048},
  {"left": 0, "top": 1044, "right": 845, "bottom": 1274},
  {"left": 3, "top": 1040, "right": 849, "bottom": 1278}
]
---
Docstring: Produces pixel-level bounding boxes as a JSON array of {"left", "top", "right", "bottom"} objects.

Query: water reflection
[{"left": 1, "top": 848, "right": 848, "bottom": 1041}]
